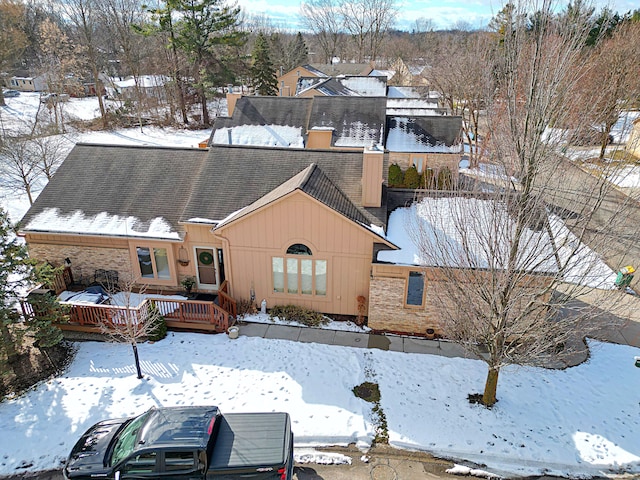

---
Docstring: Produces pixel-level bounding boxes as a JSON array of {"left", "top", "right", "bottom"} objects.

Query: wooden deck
[{"left": 21, "top": 280, "right": 237, "bottom": 334}]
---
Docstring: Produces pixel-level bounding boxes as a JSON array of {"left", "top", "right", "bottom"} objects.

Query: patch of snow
[
  {"left": 295, "top": 449, "right": 352, "bottom": 465},
  {"left": 25, "top": 209, "right": 181, "bottom": 240},
  {"left": 212, "top": 125, "right": 304, "bottom": 148}
]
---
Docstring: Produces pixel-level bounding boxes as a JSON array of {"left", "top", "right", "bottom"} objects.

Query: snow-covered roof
[
  {"left": 25, "top": 209, "right": 181, "bottom": 240},
  {"left": 370, "top": 69, "right": 395, "bottom": 80},
  {"left": 378, "top": 197, "right": 558, "bottom": 274},
  {"left": 385, "top": 116, "right": 462, "bottom": 152},
  {"left": 339, "top": 76, "right": 387, "bottom": 96},
  {"left": 388, "top": 98, "right": 439, "bottom": 109},
  {"left": 211, "top": 125, "right": 304, "bottom": 148}
]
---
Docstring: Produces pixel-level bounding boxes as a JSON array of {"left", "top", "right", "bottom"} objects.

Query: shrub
[
  {"left": 269, "top": 304, "right": 328, "bottom": 327},
  {"left": 404, "top": 165, "right": 420, "bottom": 189},
  {"left": 148, "top": 304, "right": 167, "bottom": 341},
  {"left": 236, "top": 298, "right": 257, "bottom": 317},
  {"left": 388, "top": 163, "right": 403, "bottom": 187}
]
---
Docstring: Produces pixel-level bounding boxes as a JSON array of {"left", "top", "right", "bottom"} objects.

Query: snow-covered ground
[
  {"left": 0, "top": 332, "right": 638, "bottom": 478},
  {"left": 1, "top": 92, "right": 640, "bottom": 479}
]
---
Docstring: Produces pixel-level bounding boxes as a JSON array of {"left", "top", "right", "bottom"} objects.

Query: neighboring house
[
  {"left": 19, "top": 144, "right": 395, "bottom": 321},
  {"left": 627, "top": 118, "right": 640, "bottom": 159},
  {"left": 387, "top": 58, "right": 428, "bottom": 87},
  {"left": 277, "top": 63, "right": 374, "bottom": 97},
  {"left": 296, "top": 76, "right": 387, "bottom": 97},
  {"left": 210, "top": 94, "right": 462, "bottom": 175},
  {"left": 9, "top": 75, "right": 47, "bottom": 92},
  {"left": 385, "top": 116, "right": 464, "bottom": 182},
  {"left": 107, "top": 75, "right": 169, "bottom": 103},
  {"left": 210, "top": 96, "right": 387, "bottom": 150}
]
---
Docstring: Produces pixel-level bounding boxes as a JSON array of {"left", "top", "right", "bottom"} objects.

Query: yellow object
[{"left": 622, "top": 265, "right": 635, "bottom": 275}]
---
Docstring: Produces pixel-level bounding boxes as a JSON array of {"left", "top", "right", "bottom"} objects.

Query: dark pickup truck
[{"left": 63, "top": 406, "right": 294, "bottom": 480}]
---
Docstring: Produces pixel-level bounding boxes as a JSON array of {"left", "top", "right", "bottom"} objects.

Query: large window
[
  {"left": 136, "top": 246, "right": 171, "bottom": 280},
  {"left": 406, "top": 271, "right": 425, "bottom": 307},
  {"left": 273, "top": 244, "right": 326, "bottom": 296}
]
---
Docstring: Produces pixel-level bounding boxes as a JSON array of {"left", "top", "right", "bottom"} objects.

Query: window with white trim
[{"left": 272, "top": 244, "right": 327, "bottom": 296}]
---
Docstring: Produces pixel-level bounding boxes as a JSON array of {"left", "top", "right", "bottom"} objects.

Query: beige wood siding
[
  {"left": 276, "top": 66, "right": 315, "bottom": 97},
  {"left": 362, "top": 149, "right": 383, "bottom": 207},
  {"left": 216, "top": 191, "right": 377, "bottom": 315},
  {"left": 306, "top": 130, "right": 332, "bottom": 149}
]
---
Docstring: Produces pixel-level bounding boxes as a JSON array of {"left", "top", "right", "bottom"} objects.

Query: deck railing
[{"left": 20, "top": 296, "right": 232, "bottom": 333}]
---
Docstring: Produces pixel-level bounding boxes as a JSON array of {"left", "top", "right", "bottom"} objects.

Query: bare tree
[
  {"left": 0, "top": 0, "right": 28, "bottom": 106},
  {"left": 584, "top": 21, "right": 640, "bottom": 159},
  {"left": 300, "top": 0, "right": 342, "bottom": 64},
  {"left": 99, "top": 275, "right": 164, "bottom": 379},
  {"left": 0, "top": 137, "right": 41, "bottom": 205},
  {"left": 60, "top": 0, "right": 109, "bottom": 128},
  {"left": 429, "top": 32, "right": 495, "bottom": 168},
  {"left": 410, "top": 0, "right": 636, "bottom": 407}
]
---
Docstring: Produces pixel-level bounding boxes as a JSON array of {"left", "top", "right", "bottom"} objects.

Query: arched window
[
  {"left": 286, "top": 243, "right": 312, "bottom": 255},
  {"left": 272, "top": 244, "right": 326, "bottom": 296}
]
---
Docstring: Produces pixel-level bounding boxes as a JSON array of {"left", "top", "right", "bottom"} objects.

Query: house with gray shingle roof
[{"left": 20, "top": 143, "right": 397, "bottom": 322}]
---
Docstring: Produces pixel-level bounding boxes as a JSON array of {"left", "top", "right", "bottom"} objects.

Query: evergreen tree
[
  {"left": 0, "top": 209, "right": 34, "bottom": 363},
  {"left": 170, "top": 0, "right": 246, "bottom": 125},
  {"left": 287, "top": 32, "right": 308, "bottom": 70},
  {"left": 0, "top": 209, "right": 64, "bottom": 368},
  {"left": 269, "top": 32, "right": 287, "bottom": 72},
  {"left": 251, "top": 33, "right": 278, "bottom": 96}
]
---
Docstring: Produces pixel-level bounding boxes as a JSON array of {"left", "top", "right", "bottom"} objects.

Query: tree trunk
[
  {"left": 200, "top": 88, "right": 209, "bottom": 126},
  {"left": 482, "top": 366, "right": 499, "bottom": 407},
  {"left": 132, "top": 343, "right": 143, "bottom": 379}
]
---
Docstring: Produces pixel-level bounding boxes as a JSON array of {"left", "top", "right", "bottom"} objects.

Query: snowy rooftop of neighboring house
[
  {"left": 378, "top": 197, "right": 558, "bottom": 273},
  {"left": 385, "top": 116, "right": 463, "bottom": 152},
  {"left": 378, "top": 196, "right": 616, "bottom": 287},
  {"left": 211, "top": 125, "right": 304, "bottom": 148},
  {"left": 386, "top": 108, "right": 447, "bottom": 116},
  {"left": 370, "top": 69, "right": 395, "bottom": 80},
  {"left": 338, "top": 76, "right": 387, "bottom": 96},
  {"left": 113, "top": 75, "right": 170, "bottom": 89},
  {"left": 388, "top": 98, "right": 439, "bottom": 109}
]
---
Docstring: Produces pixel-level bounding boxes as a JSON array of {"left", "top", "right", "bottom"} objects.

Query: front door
[{"left": 195, "top": 247, "right": 218, "bottom": 290}]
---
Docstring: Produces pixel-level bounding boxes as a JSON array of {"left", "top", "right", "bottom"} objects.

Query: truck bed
[{"left": 209, "top": 412, "right": 292, "bottom": 471}]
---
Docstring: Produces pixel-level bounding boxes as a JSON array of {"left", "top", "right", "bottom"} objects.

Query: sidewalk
[{"left": 235, "top": 291, "right": 640, "bottom": 369}]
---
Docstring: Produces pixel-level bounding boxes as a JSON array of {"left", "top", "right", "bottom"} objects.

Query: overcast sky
[{"left": 237, "top": 0, "right": 640, "bottom": 32}]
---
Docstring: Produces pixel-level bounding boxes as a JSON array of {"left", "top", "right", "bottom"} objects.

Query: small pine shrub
[
  {"left": 269, "top": 304, "right": 328, "bottom": 327},
  {"left": 404, "top": 165, "right": 420, "bottom": 189},
  {"left": 148, "top": 304, "right": 167, "bottom": 341},
  {"left": 388, "top": 163, "right": 404, "bottom": 187}
]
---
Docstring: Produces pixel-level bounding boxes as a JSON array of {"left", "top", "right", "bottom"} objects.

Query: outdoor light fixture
[{"left": 64, "top": 257, "right": 71, "bottom": 266}]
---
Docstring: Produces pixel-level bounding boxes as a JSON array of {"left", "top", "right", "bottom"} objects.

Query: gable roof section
[
  {"left": 20, "top": 144, "right": 207, "bottom": 239},
  {"left": 182, "top": 145, "right": 388, "bottom": 228},
  {"left": 217, "top": 163, "right": 371, "bottom": 229},
  {"left": 309, "top": 96, "right": 387, "bottom": 147},
  {"left": 385, "top": 116, "right": 463, "bottom": 152},
  {"left": 297, "top": 77, "right": 357, "bottom": 97}
]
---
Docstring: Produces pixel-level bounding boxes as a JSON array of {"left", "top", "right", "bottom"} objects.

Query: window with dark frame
[{"left": 406, "top": 271, "right": 425, "bottom": 306}]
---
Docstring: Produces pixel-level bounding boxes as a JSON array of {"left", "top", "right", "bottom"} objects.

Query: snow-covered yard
[
  {"left": 0, "top": 332, "right": 638, "bottom": 478},
  {"left": 2, "top": 90, "right": 640, "bottom": 479}
]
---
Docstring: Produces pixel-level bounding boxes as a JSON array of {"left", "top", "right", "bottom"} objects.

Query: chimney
[
  {"left": 226, "top": 92, "right": 241, "bottom": 117},
  {"left": 362, "top": 147, "right": 383, "bottom": 208}
]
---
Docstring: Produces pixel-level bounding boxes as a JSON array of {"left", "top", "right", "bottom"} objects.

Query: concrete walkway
[
  {"left": 235, "top": 290, "right": 640, "bottom": 369},
  {"left": 238, "top": 321, "right": 476, "bottom": 358}
]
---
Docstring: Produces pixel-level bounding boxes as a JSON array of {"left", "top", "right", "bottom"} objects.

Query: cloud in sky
[{"left": 237, "top": 0, "right": 639, "bottom": 32}]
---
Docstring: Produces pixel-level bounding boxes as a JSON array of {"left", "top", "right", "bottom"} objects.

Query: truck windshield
[{"left": 110, "top": 412, "right": 151, "bottom": 466}]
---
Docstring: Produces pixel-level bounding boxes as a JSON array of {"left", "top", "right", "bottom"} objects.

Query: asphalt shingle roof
[{"left": 20, "top": 144, "right": 208, "bottom": 238}]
